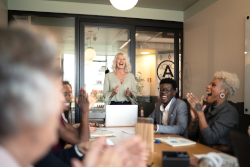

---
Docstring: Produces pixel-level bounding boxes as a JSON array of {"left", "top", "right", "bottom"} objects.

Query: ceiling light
[
  {"left": 110, "top": 0, "right": 138, "bottom": 11},
  {"left": 119, "top": 39, "right": 131, "bottom": 49},
  {"left": 85, "top": 47, "right": 96, "bottom": 65},
  {"left": 141, "top": 52, "right": 149, "bottom": 54},
  {"left": 85, "top": 31, "right": 96, "bottom": 65}
]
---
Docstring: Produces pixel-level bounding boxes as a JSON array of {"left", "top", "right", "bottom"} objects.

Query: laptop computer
[
  {"left": 105, "top": 105, "right": 138, "bottom": 127},
  {"left": 230, "top": 131, "right": 250, "bottom": 167}
]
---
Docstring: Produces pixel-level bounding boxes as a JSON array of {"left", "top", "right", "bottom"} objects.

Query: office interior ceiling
[
  {"left": 41, "top": 0, "right": 199, "bottom": 11},
  {"left": 13, "top": 16, "right": 177, "bottom": 57}
]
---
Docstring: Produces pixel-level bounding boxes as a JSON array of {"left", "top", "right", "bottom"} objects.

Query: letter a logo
[{"left": 163, "top": 65, "right": 173, "bottom": 78}]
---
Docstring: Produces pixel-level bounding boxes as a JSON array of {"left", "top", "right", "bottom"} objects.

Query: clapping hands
[
  {"left": 76, "top": 89, "right": 100, "bottom": 110},
  {"left": 186, "top": 93, "right": 206, "bottom": 121},
  {"left": 75, "top": 88, "right": 89, "bottom": 114},
  {"left": 71, "top": 136, "right": 148, "bottom": 167},
  {"left": 126, "top": 87, "right": 132, "bottom": 97},
  {"left": 88, "top": 90, "right": 100, "bottom": 109}
]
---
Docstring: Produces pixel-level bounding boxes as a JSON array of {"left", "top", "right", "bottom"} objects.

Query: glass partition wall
[
  {"left": 11, "top": 15, "right": 76, "bottom": 123},
  {"left": 80, "top": 23, "right": 133, "bottom": 121},
  {"left": 135, "top": 28, "right": 180, "bottom": 116},
  {"left": 9, "top": 12, "right": 183, "bottom": 122}
]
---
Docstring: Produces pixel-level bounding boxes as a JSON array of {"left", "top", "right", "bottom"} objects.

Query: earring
[{"left": 220, "top": 93, "right": 225, "bottom": 99}]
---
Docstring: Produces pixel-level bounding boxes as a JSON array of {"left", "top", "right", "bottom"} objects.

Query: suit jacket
[
  {"left": 35, "top": 146, "right": 83, "bottom": 167},
  {"left": 148, "top": 97, "right": 188, "bottom": 137}
]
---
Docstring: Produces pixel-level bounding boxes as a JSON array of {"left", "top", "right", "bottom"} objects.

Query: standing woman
[
  {"left": 104, "top": 53, "right": 137, "bottom": 105},
  {"left": 187, "top": 71, "right": 239, "bottom": 154}
]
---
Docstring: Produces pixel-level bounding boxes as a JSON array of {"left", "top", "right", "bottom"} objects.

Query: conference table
[{"left": 103, "top": 127, "right": 221, "bottom": 167}]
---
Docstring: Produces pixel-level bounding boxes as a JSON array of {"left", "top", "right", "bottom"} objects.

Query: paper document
[
  {"left": 90, "top": 128, "right": 115, "bottom": 137},
  {"left": 122, "top": 130, "right": 135, "bottom": 135},
  {"left": 154, "top": 137, "right": 196, "bottom": 147},
  {"left": 193, "top": 153, "right": 239, "bottom": 167}
]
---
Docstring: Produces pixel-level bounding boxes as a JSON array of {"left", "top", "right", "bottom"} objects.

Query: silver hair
[
  {"left": 214, "top": 71, "right": 240, "bottom": 99},
  {"left": 0, "top": 23, "right": 61, "bottom": 140},
  {"left": 112, "top": 53, "right": 132, "bottom": 73}
]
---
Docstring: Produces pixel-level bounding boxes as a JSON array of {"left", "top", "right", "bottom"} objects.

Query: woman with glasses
[
  {"left": 148, "top": 78, "right": 188, "bottom": 137},
  {"left": 103, "top": 53, "right": 137, "bottom": 105}
]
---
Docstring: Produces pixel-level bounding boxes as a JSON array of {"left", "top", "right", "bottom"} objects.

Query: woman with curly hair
[
  {"left": 103, "top": 53, "right": 137, "bottom": 105},
  {"left": 187, "top": 71, "right": 239, "bottom": 153}
]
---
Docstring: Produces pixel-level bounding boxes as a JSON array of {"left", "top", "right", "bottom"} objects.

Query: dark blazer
[
  {"left": 148, "top": 97, "right": 188, "bottom": 137},
  {"left": 35, "top": 146, "right": 83, "bottom": 167},
  {"left": 188, "top": 101, "right": 239, "bottom": 147}
]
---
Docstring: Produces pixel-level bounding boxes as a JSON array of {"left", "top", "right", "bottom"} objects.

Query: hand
[
  {"left": 90, "top": 127, "right": 97, "bottom": 133},
  {"left": 126, "top": 87, "right": 132, "bottom": 97},
  {"left": 89, "top": 122, "right": 97, "bottom": 133},
  {"left": 74, "top": 136, "right": 148, "bottom": 167},
  {"left": 111, "top": 85, "right": 119, "bottom": 98},
  {"left": 73, "top": 123, "right": 80, "bottom": 129},
  {"left": 71, "top": 139, "right": 109, "bottom": 167},
  {"left": 186, "top": 93, "right": 206, "bottom": 120},
  {"left": 119, "top": 136, "right": 148, "bottom": 167},
  {"left": 114, "top": 85, "right": 119, "bottom": 94},
  {"left": 248, "top": 126, "right": 250, "bottom": 137},
  {"left": 89, "top": 122, "right": 95, "bottom": 126},
  {"left": 186, "top": 93, "right": 206, "bottom": 112},
  {"left": 154, "top": 125, "right": 157, "bottom": 131},
  {"left": 76, "top": 88, "right": 89, "bottom": 114},
  {"left": 82, "top": 137, "right": 110, "bottom": 167},
  {"left": 88, "top": 89, "right": 100, "bottom": 109}
]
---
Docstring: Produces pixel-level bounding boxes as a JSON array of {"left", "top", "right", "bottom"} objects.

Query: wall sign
[{"left": 157, "top": 60, "right": 174, "bottom": 80}]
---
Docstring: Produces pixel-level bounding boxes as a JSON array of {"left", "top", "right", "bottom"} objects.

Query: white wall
[
  {"left": 0, "top": 0, "right": 7, "bottom": 28},
  {"left": 8, "top": 0, "right": 183, "bottom": 22},
  {"left": 183, "top": 0, "right": 250, "bottom": 103}
]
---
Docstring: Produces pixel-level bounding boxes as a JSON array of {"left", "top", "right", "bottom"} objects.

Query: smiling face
[
  {"left": 63, "top": 84, "right": 72, "bottom": 111},
  {"left": 24, "top": 78, "right": 65, "bottom": 164},
  {"left": 116, "top": 54, "right": 126, "bottom": 70},
  {"left": 206, "top": 78, "right": 227, "bottom": 105},
  {"left": 160, "top": 83, "right": 176, "bottom": 107}
]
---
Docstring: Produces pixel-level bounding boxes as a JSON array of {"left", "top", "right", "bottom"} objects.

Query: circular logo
[{"left": 157, "top": 60, "right": 174, "bottom": 80}]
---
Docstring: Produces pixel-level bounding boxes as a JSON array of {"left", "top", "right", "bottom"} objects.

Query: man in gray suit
[{"left": 148, "top": 78, "right": 188, "bottom": 137}]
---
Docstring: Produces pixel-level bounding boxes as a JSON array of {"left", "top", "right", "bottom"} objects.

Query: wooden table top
[{"left": 103, "top": 127, "right": 221, "bottom": 167}]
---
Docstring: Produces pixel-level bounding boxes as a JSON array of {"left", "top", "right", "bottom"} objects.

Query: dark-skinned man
[{"left": 148, "top": 78, "right": 188, "bottom": 137}]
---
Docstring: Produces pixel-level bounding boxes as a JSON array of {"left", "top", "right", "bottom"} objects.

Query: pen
[{"left": 154, "top": 140, "right": 160, "bottom": 144}]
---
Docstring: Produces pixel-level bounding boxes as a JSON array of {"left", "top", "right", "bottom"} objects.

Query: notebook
[
  {"left": 154, "top": 137, "right": 196, "bottom": 147},
  {"left": 90, "top": 128, "right": 115, "bottom": 138}
]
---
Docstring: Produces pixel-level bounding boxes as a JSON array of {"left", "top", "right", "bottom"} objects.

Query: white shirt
[
  {"left": 0, "top": 146, "right": 23, "bottom": 167},
  {"left": 155, "top": 99, "right": 173, "bottom": 133}
]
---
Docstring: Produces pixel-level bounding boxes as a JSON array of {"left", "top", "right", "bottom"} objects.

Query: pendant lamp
[
  {"left": 110, "top": 0, "right": 138, "bottom": 11},
  {"left": 85, "top": 31, "right": 96, "bottom": 65}
]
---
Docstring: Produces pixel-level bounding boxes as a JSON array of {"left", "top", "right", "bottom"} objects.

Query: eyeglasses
[{"left": 159, "top": 87, "right": 172, "bottom": 93}]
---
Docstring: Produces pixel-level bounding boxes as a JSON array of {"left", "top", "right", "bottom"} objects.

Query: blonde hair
[
  {"left": 214, "top": 71, "right": 240, "bottom": 99},
  {"left": 112, "top": 53, "right": 131, "bottom": 73}
]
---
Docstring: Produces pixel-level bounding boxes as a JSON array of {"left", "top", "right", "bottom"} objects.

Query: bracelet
[{"left": 76, "top": 144, "right": 83, "bottom": 154}]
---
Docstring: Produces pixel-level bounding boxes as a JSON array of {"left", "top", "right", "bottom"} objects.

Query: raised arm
[
  {"left": 103, "top": 74, "right": 118, "bottom": 104},
  {"left": 125, "top": 74, "right": 137, "bottom": 104},
  {"left": 58, "top": 88, "right": 89, "bottom": 144}
]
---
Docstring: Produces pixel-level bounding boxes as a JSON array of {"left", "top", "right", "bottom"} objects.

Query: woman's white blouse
[{"left": 103, "top": 72, "right": 137, "bottom": 104}]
